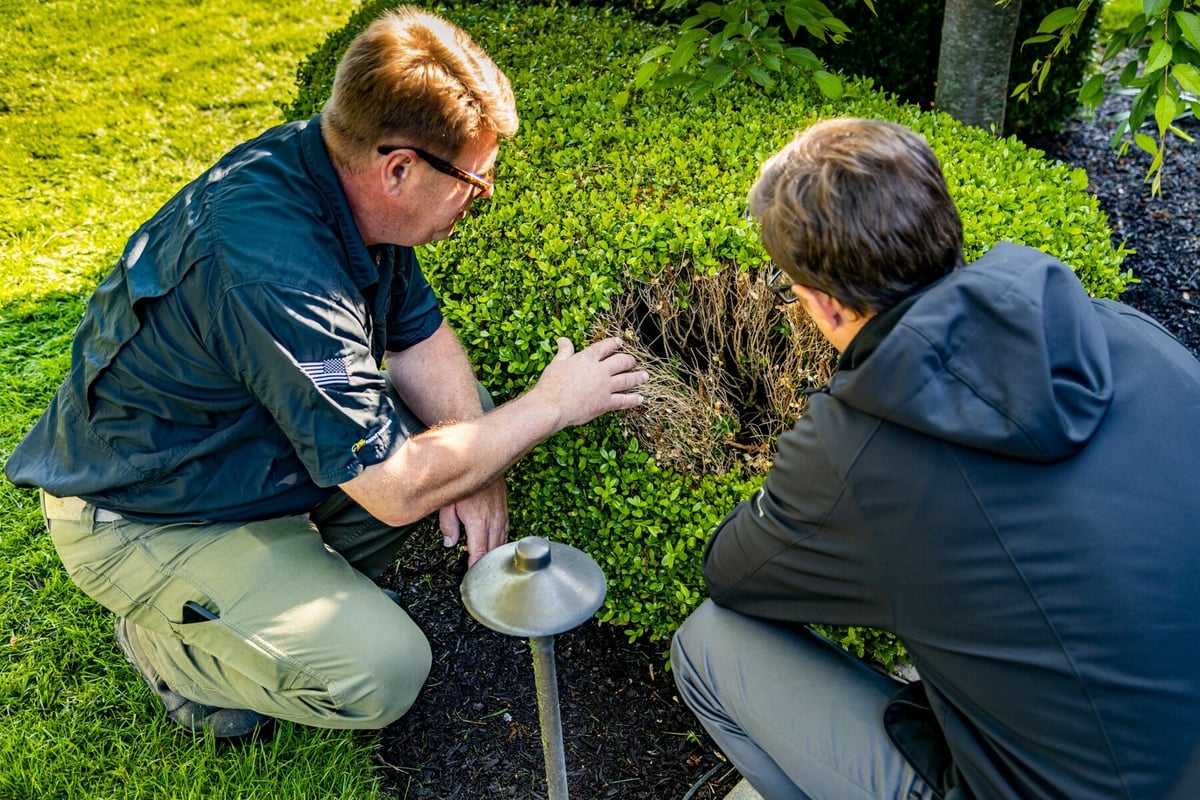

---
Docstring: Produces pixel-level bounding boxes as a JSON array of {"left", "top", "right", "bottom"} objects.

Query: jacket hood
[{"left": 829, "top": 243, "right": 1113, "bottom": 462}]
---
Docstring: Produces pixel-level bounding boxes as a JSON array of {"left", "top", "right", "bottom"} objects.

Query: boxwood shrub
[{"left": 284, "top": 1, "right": 1129, "bottom": 663}]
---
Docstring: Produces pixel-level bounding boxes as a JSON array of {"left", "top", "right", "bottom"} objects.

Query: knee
[
  {"left": 672, "top": 600, "right": 720, "bottom": 669},
  {"left": 330, "top": 626, "right": 433, "bottom": 729},
  {"left": 671, "top": 600, "right": 722, "bottom": 700}
]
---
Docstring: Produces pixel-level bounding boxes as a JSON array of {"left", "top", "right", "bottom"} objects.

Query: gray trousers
[{"left": 671, "top": 601, "right": 939, "bottom": 800}]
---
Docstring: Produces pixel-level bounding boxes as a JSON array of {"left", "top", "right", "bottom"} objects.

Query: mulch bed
[{"left": 376, "top": 534, "right": 740, "bottom": 799}]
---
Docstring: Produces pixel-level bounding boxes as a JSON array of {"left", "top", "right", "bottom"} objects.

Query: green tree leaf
[
  {"left": 1145, "top": 39, "right": 1173, "bottom": 73},
  {"left": 1173, "top": 63, "right": 1200, "bottom": 95},
  {"left": 1142, "top": 0, "right": 1170, "bottom": 19},
  {"left": 1154, "top": 92, "right": 1179, "bottom": 136},
  {"left": 639, "top": 44, "right": 672, "bottom": 65},
  {"left": 744, "top": 63, "right": 774, "bottom": 88},
  {"left": 1038, "top": 7, "right": 1079, "bottom": 34},
  {"left": 1079, "top": 73, "right": 1106, "bottom": 108},
  {"left": 813, "top": 69, "right": 844, "bottom": 99},
  {"left": 1177, "top": 11, "right": 1200, "bottom": 50},
  {"left": 634, "top": 60, "right": 660, "bottom": 90},
  {"left": 783, "top": 46, "right": 820, "bottom": 70},
  {"left": 1134, "top": 131, "right": 1158, "bottom": 155}
]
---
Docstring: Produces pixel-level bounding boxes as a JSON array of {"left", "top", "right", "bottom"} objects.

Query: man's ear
[
  {"left": 379, "top": 149, "right": 415, "bottom": 196},
  {"left": 794, "top": 285, "right": 843, "bottom": 330}
]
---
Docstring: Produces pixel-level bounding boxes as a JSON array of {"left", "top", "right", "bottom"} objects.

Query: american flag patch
[{"left": 298, "top": 357, "right": 348, "bottom": 388}]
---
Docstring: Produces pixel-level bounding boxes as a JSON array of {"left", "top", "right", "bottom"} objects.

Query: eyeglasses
[
  {"left": 768, "top": 268, "right": 799, "bottom": 304},
  {"left": 377, "top": 145, "right": 495, "bottom": 195}
]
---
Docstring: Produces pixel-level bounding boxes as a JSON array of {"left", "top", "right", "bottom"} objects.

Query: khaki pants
[{"left": 43, "top": 489, "right": 431, "bottom": 729}]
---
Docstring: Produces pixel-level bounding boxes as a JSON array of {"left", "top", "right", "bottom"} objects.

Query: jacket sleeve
[{"left": 702, "top": 407, "right": 891, "bottom": 629}]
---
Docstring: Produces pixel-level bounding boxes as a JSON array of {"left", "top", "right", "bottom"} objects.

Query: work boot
[{"left": 114, "top": 616, "right": 274, "bottom": 742}]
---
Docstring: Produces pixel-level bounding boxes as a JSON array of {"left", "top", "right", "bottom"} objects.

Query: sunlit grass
[
  {"left": 1099, "top": 0, "right": 1142, "bottom": 36},
  {"left": 0, "top": 1, "right": 389, "bottom": 797}
]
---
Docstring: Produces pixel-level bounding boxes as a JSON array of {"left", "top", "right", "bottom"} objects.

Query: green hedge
[
  {"left": 285, "top": 1, "right": 1129, "bottom": 661},
  {"left": 810, "top": 0, "right": 1103, "bottom": 137}
]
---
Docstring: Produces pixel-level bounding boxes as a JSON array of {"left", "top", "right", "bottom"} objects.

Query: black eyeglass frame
[
  {"left": 768, "top": 268, "right": 800, "bottom": 304},
  {"left": 377, "top": 145, "right": 494, "bottom": 195}
]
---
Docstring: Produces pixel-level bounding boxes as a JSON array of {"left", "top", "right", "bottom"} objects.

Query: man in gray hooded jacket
[{"left": 671, "top": 118, "right": 1200, "bottom": 799}]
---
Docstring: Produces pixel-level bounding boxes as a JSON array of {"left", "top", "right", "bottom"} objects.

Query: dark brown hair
[{"left": 749, "top": 118, "right": 964, "bottom": 314}]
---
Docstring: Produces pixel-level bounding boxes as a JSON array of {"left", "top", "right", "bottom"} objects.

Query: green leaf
[
  {"left": 1069, "top": 168, "right": 1089, "bottom": 190},
  {"left": 1170, "top": 123, "right": 1195, "bottom": 144},
  {"left": 1143, "top": 0, "right": 1170, "bottom": 19},
  {"left": 669, "top": 38, "right": 701, "bottom": 72},
  {"left": 812, "top": 69, "right": 844, "bottom": 100},
  {"left": 1173, "top": 63, "right": 1200, "bottom": 95},
  {"left": 708, "top": 29, "right": 730, "bottom": 56},
  {"left": 1154, "top": 92, "right": 1179, "bottom": 136},
  {"left": 1079, "top": 73, "right": 1106, "bottom": 108},
  {"left": 1145, "top": 39, "right": 1173, "bottom": 73},
  {"left": 744, "top": 64, "right": 773, "bottom": 89},
  {"left": 638, "top": 44, "right": 672, "bottom": 65},
  {"left": 1177, "top": 12, "right": 1200, "bottom": 50},
  {"left": 1038, "top": 7, "right": 1078, "bottom": 34},
  {"left": 783, "top": 4, "right": 819, "bottom": 38},
  {"left": 1134, "top": 132, "right": 1158, "bottom": 155},
  {"left": 1101, "top": 32, "right": 1132, "bottom": 63},
  {"left": 634, "top": 60, "right": 659, "bottom": 90},
  {"left": 699, "top": 61, "right": 734, "bottom": 88},
  {"left": 783, "top": 46, "right": 820, "bottom": 70}
]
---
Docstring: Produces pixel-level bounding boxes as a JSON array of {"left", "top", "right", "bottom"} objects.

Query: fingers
[
  {"left": 581, "top": 336, "right": 626, "bottom": 363},
  {"left": 454, "top": 482, "right": 510, "bottom": 567},
  {"left": 552, "top": 337, "right": 575, "bottom": 362},
  {"left": 614, "top": 368, "right": 650, "bottom": 393},
  {"left": 439, "top": 506, "right": 461, "bottom": 549}
]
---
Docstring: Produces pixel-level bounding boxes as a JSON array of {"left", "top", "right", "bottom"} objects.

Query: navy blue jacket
[
  {"left": 705, "top": 243, "right": 1200, "bottom": 799},
  {"left": 5, "top": 118, "right": 443, "bottom": 521}
]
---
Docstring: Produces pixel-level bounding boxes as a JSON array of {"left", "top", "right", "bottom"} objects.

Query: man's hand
[
  {"left": 440, "top": 478, "right": 509, "bottom": 566},
  {"left": 530, "top": 337, "right": 647, "bottom": 428},
  {"left": 340, "top": 337, "right": 646, "bottom": 532}
]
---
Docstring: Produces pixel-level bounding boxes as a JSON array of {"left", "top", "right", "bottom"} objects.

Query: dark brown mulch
[
  {"left": 1027, "top": 90, "right": 1200, "bottom": 357},
  {"left": 375, "top": 532, "right": 741, "bottom": 800},
  {"left": 370, "top": 95, "right": 1199, "bottom": 800}
]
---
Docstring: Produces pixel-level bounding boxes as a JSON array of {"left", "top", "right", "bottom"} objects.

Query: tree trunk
[{"left": 936, "top": 0, "right": 1023, "bottom": 131}]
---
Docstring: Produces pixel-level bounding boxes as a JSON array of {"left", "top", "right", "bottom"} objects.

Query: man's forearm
[
  {"left": 385, "top": 320, "right": 484, "bottom": 426},
  {"left": 343, "top": 337, "right": 646, "bottom": 529},
  {"left": 341, "top": 386, "right": 563, "bottom": 527}
]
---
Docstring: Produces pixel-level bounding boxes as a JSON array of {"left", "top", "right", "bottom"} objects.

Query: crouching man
[
  {"left": 6, "top": 6, "right": 646, "bottom": 740},
  {"left": 671, "top": 118, "right": 1200, "bottom": 799}
]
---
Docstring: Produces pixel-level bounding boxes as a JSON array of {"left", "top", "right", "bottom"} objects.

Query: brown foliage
[{"left": 599, "top": 259, "right": 836, "bottom": 475}]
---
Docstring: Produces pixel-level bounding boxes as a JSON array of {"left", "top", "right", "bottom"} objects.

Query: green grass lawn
[{"left": 0, "top": 1, "right": 396, "bottom": 797}]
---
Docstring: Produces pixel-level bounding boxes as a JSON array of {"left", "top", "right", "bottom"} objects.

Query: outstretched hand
[{"left": 532, "top": 337, "right": 648, "bottom": 429}]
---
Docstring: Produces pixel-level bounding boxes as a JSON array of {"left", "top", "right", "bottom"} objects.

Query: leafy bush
[
  {"left": 810, "top": 0, "right": 1102, "bottom": 137},
  {"left": 285, "top": 1, "right": 1129, "bottom": 662}
]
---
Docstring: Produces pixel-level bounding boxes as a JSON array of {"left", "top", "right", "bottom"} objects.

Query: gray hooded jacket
[{"left": 704, "top": 243, "right": 1200, "bottom": 799}]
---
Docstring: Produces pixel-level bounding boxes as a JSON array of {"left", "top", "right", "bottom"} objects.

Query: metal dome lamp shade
[{"left": 460, "top": 537, "right": 607, "bottom": 800}]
